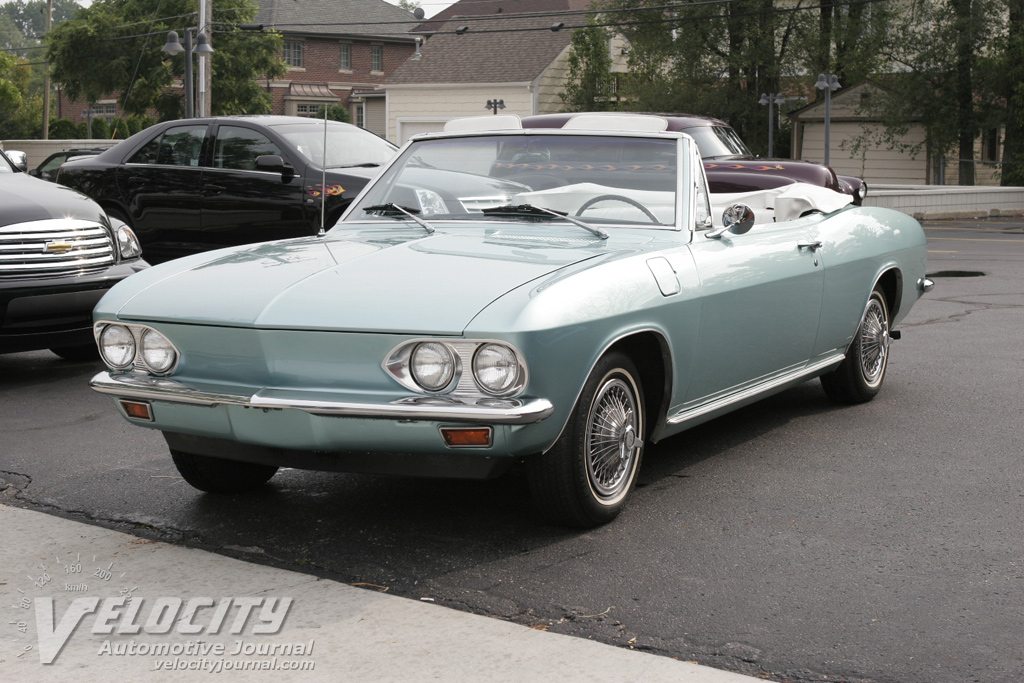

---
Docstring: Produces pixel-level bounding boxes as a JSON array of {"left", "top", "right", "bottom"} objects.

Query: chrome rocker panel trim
[
  {"left": 89, "top": 371, "right": 555, "bottom": 425},
  {"left": 666, "top": 353, "right": 846, "bottom": 426}
]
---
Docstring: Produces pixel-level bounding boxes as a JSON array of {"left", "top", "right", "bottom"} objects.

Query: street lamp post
[
  {"left": 814, "top": 73, "right": 841, "bottom": 166},
  {"left": 758, "top": 92, "right": 785, "bottom": 158},
  {"left": 485, "top": 99, "right": 505, "bottom": 115},
  {"left": 162, "top": 29, "right": 214, "bottom": 118}
]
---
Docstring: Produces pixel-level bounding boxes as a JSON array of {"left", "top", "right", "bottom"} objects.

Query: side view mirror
[
  {"left": 6, "top": 150, "right": 28, "bottom": 172},
  {"left": 705, "top": 203, "right": 756, "bottom": 239},
  {"left": 255, "top": 154, "right": 294, "bottom": 180}
]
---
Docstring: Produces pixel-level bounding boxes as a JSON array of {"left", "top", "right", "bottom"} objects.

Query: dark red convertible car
[{"left": 520, "top": 113, "right": 867, "bottom": 203}]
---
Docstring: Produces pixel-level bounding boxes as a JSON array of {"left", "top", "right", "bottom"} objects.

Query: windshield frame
[{"left": 341, "top": 128, "right": 692, "bottom": 232}]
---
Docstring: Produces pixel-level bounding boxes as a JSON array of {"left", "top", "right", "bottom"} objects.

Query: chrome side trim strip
[
  {"left": 89, "top": 372, "right": 554, "bottom": 425},
  {"left": 666, "top": 353, "right": 845, "bottom": 426}
]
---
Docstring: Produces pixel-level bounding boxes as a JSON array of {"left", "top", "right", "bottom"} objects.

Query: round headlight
[
  {"left": 140, "top": 328, "right": 177, "bottom": 374},
  {"left": 473, "top": 343, "right": 520, "bottom": 395},
  {"left": 410, "top": 342, "right": 456, "bottom": 392},
  {"left": 99, "top": 324, "right": 135, "bottom": 369}
]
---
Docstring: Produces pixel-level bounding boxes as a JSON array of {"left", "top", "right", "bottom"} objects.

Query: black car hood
[{"left": 0, "top": 172, "right": 107, "bottom": 227}]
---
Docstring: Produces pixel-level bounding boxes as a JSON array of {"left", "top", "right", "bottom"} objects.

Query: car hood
[
  {"left": 111, "top": 226, "right": 615, "bottom": 334},
  {"left": 0, "top": 173, "right": 107, "bottom": 227}
]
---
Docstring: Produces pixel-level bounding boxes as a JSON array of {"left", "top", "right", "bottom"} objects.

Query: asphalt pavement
[{"left": 0, "top": 504, "right": 759, "bottom": 682}]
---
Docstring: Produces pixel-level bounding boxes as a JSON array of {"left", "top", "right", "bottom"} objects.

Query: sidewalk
[{"left": 0, "top": 505, "right": 760, "bottom": 682}]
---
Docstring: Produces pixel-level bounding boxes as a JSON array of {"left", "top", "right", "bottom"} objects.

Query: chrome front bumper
[{"left": 89, "top": 372, "right": 555, "bottom": 425}]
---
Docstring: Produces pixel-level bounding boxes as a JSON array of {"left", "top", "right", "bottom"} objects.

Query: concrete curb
[{"left": 0, "top": 505, "right": 760, "bottom": 682}]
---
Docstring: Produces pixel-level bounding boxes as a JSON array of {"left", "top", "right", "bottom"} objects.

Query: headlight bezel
[
  {"left": 384, "top": 339, "right": 528, "bottom": 398},
  {"left": 94, "top": 322, "right": 179, "bottom": 376}
]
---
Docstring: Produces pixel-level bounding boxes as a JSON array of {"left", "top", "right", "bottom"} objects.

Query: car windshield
[
  {"left": 348, "top": 133, "right": 680, "bottom": 228},
  {"left": 684, "top": 126, "right": 752, "bottom": 159},
  {"left": 0, "top": 153, "right": 14, "bottom": 174},
  {"left": 269, "top": 121, "right": 396, "bottom": 168}
]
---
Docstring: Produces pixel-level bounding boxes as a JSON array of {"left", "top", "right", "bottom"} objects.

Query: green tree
[
  {"left": 48, "top": 0, "right": 285, "bottom": 119},
  {"left": 857, "top": 0, "right": 1003, "bottom": 185},
  {"left": 560, "top": 20, "right": 615, "bottom": 112},
  {"left": 49, "top": 117, "right": 79, "bottom": 138},
  {"left": 315, "top": 103, "right": 351, "bottom": 122},
  {"left": 599, "top": 0, "right": 897, "bottom": 156}
]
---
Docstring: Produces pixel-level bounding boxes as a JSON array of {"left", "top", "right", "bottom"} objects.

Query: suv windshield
[
  {"left": 270, "top": 121, "right": 396, "bottom": 168},
  {"left": 349, "top": 133, "right": 680, "bottom": 228}
]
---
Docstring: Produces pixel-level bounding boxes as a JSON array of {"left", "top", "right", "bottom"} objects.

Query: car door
[
  {"left": 683, "top": 214, "right": 824, "bottom": 405},
  {"left": 201, "top": 124, "right": 311, "bottom": 249},
  {"left": 116, "top": 123, "right": 208, "bottom": 261}
]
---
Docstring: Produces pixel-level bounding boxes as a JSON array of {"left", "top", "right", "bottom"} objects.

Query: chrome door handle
[{"left": 798, "top": 241, "right": 823, "bottom": 251}]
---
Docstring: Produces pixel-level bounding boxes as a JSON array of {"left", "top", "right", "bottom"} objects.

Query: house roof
[
  {"left": 413, "top": 0, "right": 594, "bottom": 33},
  {"left": 387, "top": 11, "right": 583, "bottom": 85},
  {"left": 255, "top": 0, "right": 420, "bottom": 41}
]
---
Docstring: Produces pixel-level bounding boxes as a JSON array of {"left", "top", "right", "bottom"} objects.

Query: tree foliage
[
  {"left": 315, "top": 103, "right": 352, "bottom": 123},
  {"left": 560, "top": 20, "right": 616, "bottom": 112},
  {"left": 47, "top": 0, "right": 285, "bottom": 119},
  {"left": 596, "top": 0, "right": 898, "bottom": 156}
]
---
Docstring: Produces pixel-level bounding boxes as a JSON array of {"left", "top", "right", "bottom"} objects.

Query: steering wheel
[{"left": 575, "top": 194, "right": 660, "bottom": 224}]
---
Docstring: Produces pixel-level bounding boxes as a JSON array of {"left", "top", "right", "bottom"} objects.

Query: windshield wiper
[
  {"left": 480, "top": 204, "right": 608, "bottom": 240},
  {"left": 333, "top": 162, "right": 382, "bottom": 168},
  {"left": 362, "top": 203, "right": 435, "bottom": 234}
]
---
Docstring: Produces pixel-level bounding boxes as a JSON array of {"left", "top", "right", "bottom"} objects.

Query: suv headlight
[{"left": 114, "top": 224, "right": 142, "bottom": 260}]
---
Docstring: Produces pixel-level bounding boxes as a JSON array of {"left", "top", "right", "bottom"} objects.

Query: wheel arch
[
  {"left": 603, "top": 330, "right": 673, "bottom": 444},
  {"left": 875, "top": 267, "right": 903, "bottom": 319}
]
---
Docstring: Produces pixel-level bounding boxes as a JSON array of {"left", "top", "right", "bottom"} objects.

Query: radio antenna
[{"left": 318, "top": 105, "right": 328, "bottom": 237}]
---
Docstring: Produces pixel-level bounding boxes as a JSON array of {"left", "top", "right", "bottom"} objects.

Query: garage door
[{"left": 398, "top": 121, "right": 446, "bottom": 144}]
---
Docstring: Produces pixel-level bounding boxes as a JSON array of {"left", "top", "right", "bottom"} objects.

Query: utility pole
[
  {"left": 42, "top": 0, "right": 53, "bottom": 139},
  {"left": 198, "top": 0, "right": 212, "bottom": 116}
]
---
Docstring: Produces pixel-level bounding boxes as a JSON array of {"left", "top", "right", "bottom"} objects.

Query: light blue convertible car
[{"left": 90, "top": 114, "right": 932, "bottom": 527}]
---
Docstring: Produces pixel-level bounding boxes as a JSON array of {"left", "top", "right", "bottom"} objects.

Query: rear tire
[
  {"left": 170, "top": 450, "right": 278, "bottom": 493},
  {"left": 821, "top": 286, "right": 891, "bottom": 404},
  {"left": 528, "top": 352, "right": 645, "bottom": 527}
]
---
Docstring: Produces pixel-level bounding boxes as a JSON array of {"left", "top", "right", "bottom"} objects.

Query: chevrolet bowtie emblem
[{"left": 43, "top": 240, "right": 76, "bottom": 254}]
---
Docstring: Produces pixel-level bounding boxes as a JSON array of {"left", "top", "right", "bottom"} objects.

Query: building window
[
  {"left": 296, "top": 103, "right": 322, "bottom": 118},
  {"left": 339, "top": 43, "right": 351, "bottom": 70},
  {"left": 371, "top": 44, "right": 383, "bottom": 72},
  {"left": 95, "top": 103, "right": 118, "bottom": 121},
  {"left": 284, "top": 40, "right": 304, "bottom": 68},
  {"left": 355, "top": 104, "right": 365, "bottom": 128}
]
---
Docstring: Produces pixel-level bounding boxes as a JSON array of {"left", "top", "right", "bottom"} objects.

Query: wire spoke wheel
[
  {"left": 585, "top": 378, "right": 641, "bottom": 501},
  {"left": 858, "top": 297, "right": 889, "bottom": 387},
  {"left": 527, "top": 352, "right": 645, "bottom": 527},
  {"left": 820, "top": 285, "right": 892, "bottom": 404}
]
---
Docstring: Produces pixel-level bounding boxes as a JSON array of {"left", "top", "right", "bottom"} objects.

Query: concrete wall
[{"left": 1, "top": 139, "right": 119, "bottom": 168}]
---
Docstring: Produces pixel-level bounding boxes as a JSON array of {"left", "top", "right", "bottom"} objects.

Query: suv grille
[{"left": 0, "top": 218, "right": 115, "bottom": 280}]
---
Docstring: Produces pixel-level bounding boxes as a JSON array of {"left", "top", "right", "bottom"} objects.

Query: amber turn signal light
[
  {"left": 440, "top": 427, "right": 492, "bottom": 448},
  {"left": 119, "top": 400, "right": 153, "bottom": 421}
]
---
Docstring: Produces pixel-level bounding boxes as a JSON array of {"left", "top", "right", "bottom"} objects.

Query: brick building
[
  {"left": 256, "top": 0, "right": 420, "bottom": 135},
  {"left": 55, "top": 0, "right": 420, "bottom": 137}
]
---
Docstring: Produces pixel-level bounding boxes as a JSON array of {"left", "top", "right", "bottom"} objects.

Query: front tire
[
  {"left": 821, "top": 286, "right": 891, "bottom": 404},
  {"left": 170, "top": 450, "right": 278, "bottom": 493},
  {"left": 528, "top": 352, "right": 645, "bottom": 527}
]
